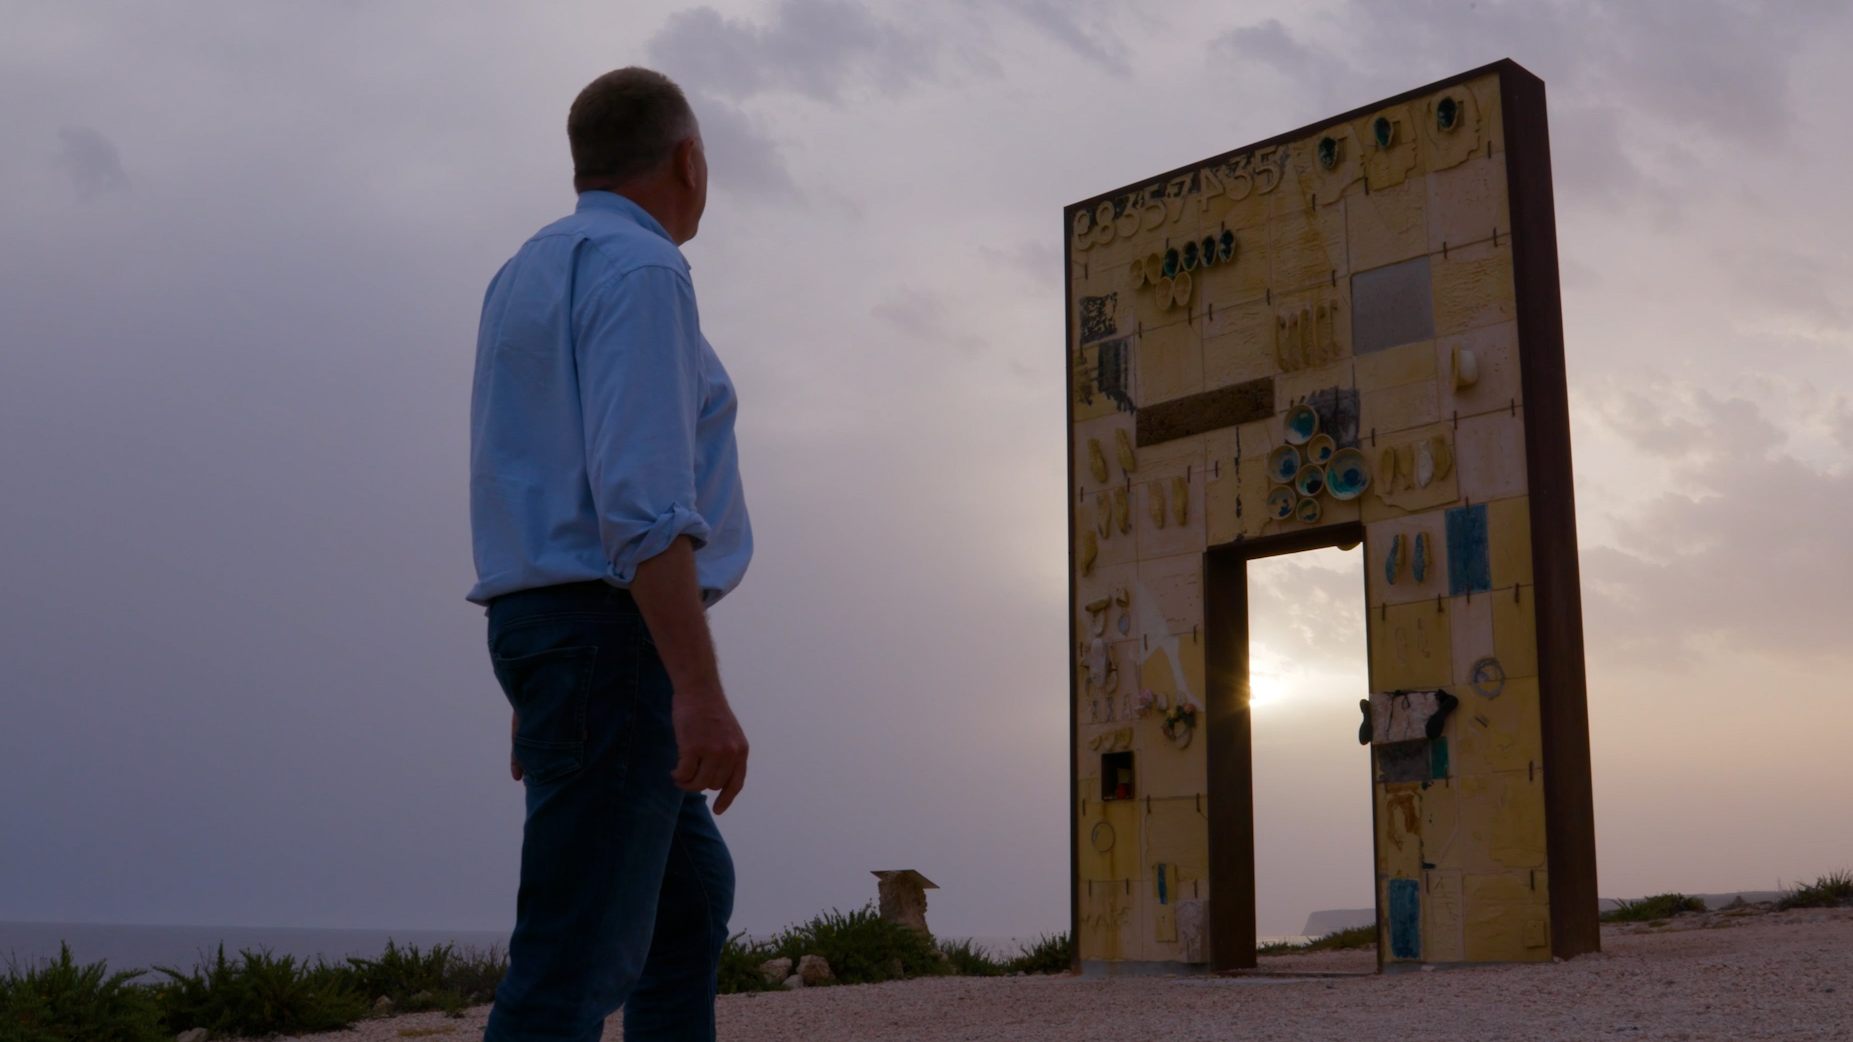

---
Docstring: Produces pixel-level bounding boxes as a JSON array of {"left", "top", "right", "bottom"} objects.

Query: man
[{"left": 467, "top": 67, "right": 751, "bottom": 1042}]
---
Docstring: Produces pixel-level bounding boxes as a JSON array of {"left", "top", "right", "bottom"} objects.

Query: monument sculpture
[{"left": 1065, "top": 60, "right": 1596, "bottom": 974}]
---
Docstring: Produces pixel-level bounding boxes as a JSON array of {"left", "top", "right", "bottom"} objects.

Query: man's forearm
[
  {"left": 629, "top": 536, "right": 721, "bottom": 693},
  {"left": 630, "top": 535, "right": 749, "bottom": 811}
]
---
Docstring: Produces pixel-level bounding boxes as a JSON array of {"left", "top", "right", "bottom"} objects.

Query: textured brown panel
[
  {"left": 1500, "top": 64, "right": 1600, "bottom": 961},
  {"left": 1136, "top": 378, "right": 1275, "bottom": 447}
]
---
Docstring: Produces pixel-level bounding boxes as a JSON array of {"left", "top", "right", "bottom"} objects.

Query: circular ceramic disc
[
  {"left": 1295, "top": 496, "right": 1321, "bottom": 523},
  {"left": 1471, "top": 657, "right": 1507, "bottom": 698},
  {"left": 1090, "top": 821, "right": 1116, "bottom": 853},
  {"left": 1294, "top": 464, "right": 1326, "bottom": 498},
  {"left": 1284, "top": 404, "right": 1319, "bottom": 445},
  {"left": 1268, "top": 445, "right": 1301, "bottom": 484},
  {"left": 1266, "top": 486, "right": 1296, "bottom": 520},
  {"left": 1307, "top": 433, "right": 1336, "bottom": 465},
  {"left": 1326, "top": 447, "right": 1371, "bottom": 500}
]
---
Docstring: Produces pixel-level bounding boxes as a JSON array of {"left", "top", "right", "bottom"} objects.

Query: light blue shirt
[{"left": 468, "top": 191, "right": 751, "bottom": 606}]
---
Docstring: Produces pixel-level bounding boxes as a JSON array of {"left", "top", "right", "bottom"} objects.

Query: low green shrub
[
  {"left": 153, "top": 946, "right": 367, "bottom": 1038},
  {"left": 1000, "top": 932, "right": 1073, "bottom": 974},
  {"left": 938, "top": 939, "right": 1005, "bottom": 977},
  {"left": 767, "top": 906, "right": 943, "bottom": 985},
  {"left": 342, "top": 940, "right": 503, "bottom": 1012},
  {"left": 438, "top": 945, "right": 507, "bottom": 1007},
  {"left": 1258, "top": 924, "right": 1376, "bottom": 956},
  {"left": 1304, "top": 924, "right": 1376, "bottom": 952},
  {"left": 1601, "top": 893, "right": 1707, "bottom": 922},
  {"left": 0, "top": 945, "right": 167, "bottom": 1042},
  {"left": 716, "top": 934, "right": 780, "bottom": 994},
  {"left": 1780, "top": 870, "right": 1853, "bottom": 910}
]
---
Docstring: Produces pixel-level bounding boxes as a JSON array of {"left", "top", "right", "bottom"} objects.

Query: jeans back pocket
[{"left": 491, "top": 645, "right": 598, "bottom": 785}]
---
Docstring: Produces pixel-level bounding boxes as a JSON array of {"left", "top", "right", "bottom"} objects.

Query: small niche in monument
[{"left": 1101, "top": 750, "right": 1134, "bottom": 801}]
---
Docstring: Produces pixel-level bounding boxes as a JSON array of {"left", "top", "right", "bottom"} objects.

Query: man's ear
[{"left": 675, "top": 138, "right": 700, "bottom": 187}]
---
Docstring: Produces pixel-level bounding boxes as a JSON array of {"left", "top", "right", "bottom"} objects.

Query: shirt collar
[{"left": 575, "top": 191, "right": 675, "bottom": 243}]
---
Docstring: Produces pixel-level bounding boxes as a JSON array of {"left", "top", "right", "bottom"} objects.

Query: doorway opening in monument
[{"left": 1247, "top": 544, "right": 1374, "bottom": 949}]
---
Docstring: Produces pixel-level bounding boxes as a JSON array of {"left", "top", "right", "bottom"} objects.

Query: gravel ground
[{"left": 268, "top": 906, "right": 1852, "bottom": 1042}]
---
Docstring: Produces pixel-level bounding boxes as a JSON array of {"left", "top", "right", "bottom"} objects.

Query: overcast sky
[{"left": 3, "top": 0, "right": 1851, "bottom": 942}]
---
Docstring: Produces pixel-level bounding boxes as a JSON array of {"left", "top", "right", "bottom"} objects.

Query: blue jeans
[{"left": 483, "top": 582, "right": 734, "bottom": 1042}]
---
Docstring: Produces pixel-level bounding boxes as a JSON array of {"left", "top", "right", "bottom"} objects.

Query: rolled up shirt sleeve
[{"left": 574, "top": 263, "right": 713, "bottom": 584}]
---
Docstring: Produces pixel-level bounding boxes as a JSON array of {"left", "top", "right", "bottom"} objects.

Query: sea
[{"left": 0, "top": 922, "right": 511, "bottom": 982}]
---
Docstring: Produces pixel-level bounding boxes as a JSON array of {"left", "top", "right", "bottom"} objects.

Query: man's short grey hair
[{"left": 568, "top": 68, "right": 697, "bottom": 183}]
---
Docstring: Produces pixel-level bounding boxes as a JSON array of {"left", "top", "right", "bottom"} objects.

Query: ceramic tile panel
[
  {"left": 1136, "top": 319, "right": 1205, "bottom": 404},
  {"left": 1365, "top": 513, "right": 1449, "bottom": 607},
  {"left": 1144, "top": 800, "right": 1212, "bottom": 883},
  {"left": 1355, "top": 338, "right": 1438, "bottom": 394},
  {"left": 1133, "top": 440, "right": 1208, "bottom": 560},
  {"left": 1352, "top": 255, "right": 1437, "bottom": 355},
  {"left": 1435, "top": 320, "right": 1522, "bottom": 417},
  {"left": 1347, "top": 174, "right": 1428, "bottom": 272},
  {"left": 1074, "top": 558, "right": 1137, "bottom": 628},
  {"left": 1376, "top": 786, "right": 1427, "bottom": 879},
  {"left": 1136, "top": 551, "right": 1205, "bottom": 639},
  {"left": 1463, "top": 870, "right": 1551, "bottom": 962},
  {"left": 1295, "top": 126, "right": 1366, "bottom": 214},
  {"left": 1082, "top": 491, "right": 1140, "bottom": 573},
  {"left": 1426, "top": 152, "right": 1510, "bottom": 253},
  {"left": 1073, "top": 413, "right": 1140, "bottom": 491},
  {"left": 1192, "top": 223, "right": 1270, "bottom": 308},
  {"left": 1486, "top": 496, "right": 1533, "bottom": 588},
  {"left": 1370, "top": 599, "right": 1454, "bottom": 690},
  {"left": 1424, "top": 869, "right": 1467, "bottom": 962},
  {"left": 1360, "top": 375, "right": 1443, "bottom": 436},
  {"left": 1268, "top": 199, "right": 1348, "bottom": 292},
  {"left": 1205, "top": 456, "right": 1271, "bottom": 546},
  {"left": 1493, "top": 585, "right": 1539, "bottom": 678},
  {"left": 1430, "top": 237, "right": 1516, "bottom": 337},
  {"left": 1360, "top": 420, "right": 1464, "bottom": 522},
  {"left": 1200, "top": 306, "right": 1277, "bottom": 391},
  {"left": 1451, "top": 675, "right": 1541, "bottom": 775},
  {"left": 1447, "top": 589, "right": 1495, "bottom": 692},
  {"left": 1455, "top": 411, "right": 1529, "bottom": 501},
  {"left": 1418, "top": 779, "right": 1463, "bottom": 873},
  {"left": 1419, "top": 79, "right": 1490, "bottom": 172}
]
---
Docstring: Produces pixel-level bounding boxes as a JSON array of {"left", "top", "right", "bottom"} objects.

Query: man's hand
[
  {"left": 670, "top": 686, "right": 749, "bottom": 813},
  {"left": 632, "top": 536, "right": 750, "bottom": 814}
]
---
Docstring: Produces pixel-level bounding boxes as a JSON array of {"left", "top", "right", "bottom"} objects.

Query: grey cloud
[
  {"left": 55, "top": 127, "right": 129, "bottom": 199},
  {"left": 1210, "top": 18, "right": 1319, "bottom": 80},
  {"left": 647, "top": 0, "right": 937, "bottom": 104},
  {"left": 870, "top": 288, "right": 987, "bottom": 353},
  {"left": 691, "top": 92, "right": 798, "bottom": 199},
  {"left": 1717, "top": 245, "right": 1849, "bottom": 328},
  {"left": 979, "top": 240, "right": 1063, "bottom": 290},
  {"left": 1208, "top": 0, "right": 1852, "bottom": 209},
  {"left": 1583, "top": 389, "right": 1853, "bottom": 661},
  {"left": 969, "top": 0, "right": 1127, "bottom": 73}
]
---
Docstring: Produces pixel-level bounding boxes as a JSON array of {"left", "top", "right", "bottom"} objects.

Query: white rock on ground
[
  {"left": 175, "top": 1029, "right": 209, "bottom": 1042},
  {"left": 781, "top": 973, "right": 804, "bottom": 990},
  {"left": 796, "top": 954, "right": 834, "bottom": 986},
  {"left": 757, "top": 957, "right": 792, "bottom": 985}
]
